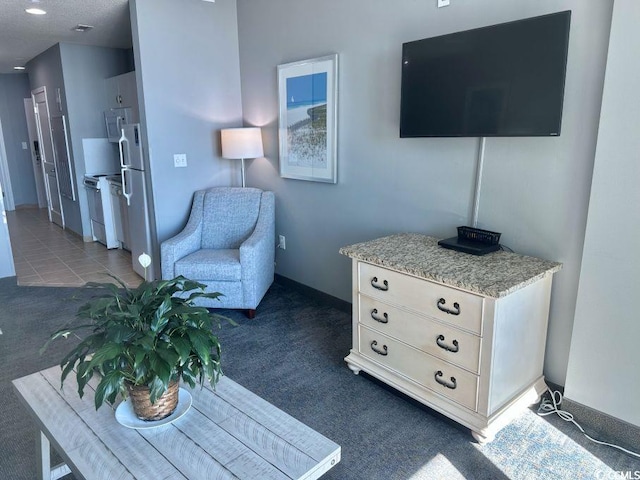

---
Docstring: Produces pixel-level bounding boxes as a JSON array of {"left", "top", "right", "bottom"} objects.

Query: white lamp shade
[{"left": 221, "top": 127, "right": 264, "bottom": 159}]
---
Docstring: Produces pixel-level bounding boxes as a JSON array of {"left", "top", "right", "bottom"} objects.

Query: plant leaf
[
  {"left": 170, "top": 335, "right": 192, "bottom": 364},
  {"left": 86, "top": 342, "right": 123, "bottom": 371},
  {"left": 148, "top": 351, "right": 172, "bottom": 386},
  {"left": 148, "top": 376, "right": 167, "bottom": 404},
  {"left": 94, "top": 370, "right": 124, "bottom": 410},
  {"left": 150, "top": 295, "right": 172, "bottom": 333},
  {"left": 186, "top": 329, "right": 213, "bottom": 366},
  {"left": 75, "top": 360, "right": 94, "bottom": 398},
  {"left": 156, "top": 344, "right": 180, "bottom": 370},
  {"left": 181, "top": 367, "right": 197, "bottom": 388},
  {"left": 103, "top": 324, "right": 135, "bottom": 344}
]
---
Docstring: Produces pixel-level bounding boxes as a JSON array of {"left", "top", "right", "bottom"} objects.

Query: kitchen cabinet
[
  {"left": 340, "top": 234, "right": 561, "bottom": 444},
  {"left": 105, "top": 71, "right": 138, "bottom": 121}
]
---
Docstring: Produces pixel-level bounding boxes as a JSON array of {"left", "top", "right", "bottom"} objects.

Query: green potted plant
[{"left": 43, "top": 254, "right": 229, "bottom": 421}]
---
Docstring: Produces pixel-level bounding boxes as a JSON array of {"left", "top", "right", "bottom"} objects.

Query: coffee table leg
[
  {"left": 36, "top": 430, "right": 50, "bottom": 480},
  {"left": 36, "top": 430, "right": 72, "bottom": 480}
]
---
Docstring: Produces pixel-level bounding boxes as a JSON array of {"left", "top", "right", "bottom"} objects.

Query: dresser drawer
[
  {"left": 358, "top": 262, "right": 484, "bottom": 335},
  {"left": 358, "top": 295, "right": 481, "bottom": 373},
  {"left": 359, "top": 325, "right": 478, "bottom": 411}
]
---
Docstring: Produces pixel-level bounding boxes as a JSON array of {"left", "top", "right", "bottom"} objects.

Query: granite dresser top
[{"left": 339, "top": 233, "right": 562, "bottom": 298}]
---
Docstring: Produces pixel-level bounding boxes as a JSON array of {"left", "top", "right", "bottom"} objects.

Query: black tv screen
[{"left": 400, "top": 11, "right": 571, "bottom": 138}]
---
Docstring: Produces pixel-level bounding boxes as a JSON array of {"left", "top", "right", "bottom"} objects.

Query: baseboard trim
[
  {"left": 274, "top": 274, "right": 351, "bottom": 314},
  {"left": 561, "top": 397, "right": 640, "bottom": 454}
]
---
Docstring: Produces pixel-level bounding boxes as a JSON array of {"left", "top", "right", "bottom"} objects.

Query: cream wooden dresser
[{"left": 339, "top": 234, "right": 562, "bottom": 444}]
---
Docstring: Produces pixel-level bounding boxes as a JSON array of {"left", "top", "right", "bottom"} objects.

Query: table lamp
[{"left": 220, "top": 127, "right": 264, "bottom": 187}]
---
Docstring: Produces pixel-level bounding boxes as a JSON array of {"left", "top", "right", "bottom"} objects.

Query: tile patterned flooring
[{"left": 6, "top": 208, "right": 142, "bottom": 288}]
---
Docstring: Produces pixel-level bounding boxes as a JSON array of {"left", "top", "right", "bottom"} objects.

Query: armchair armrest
[
  {"left": 160, "top": 192, "right": 205, "bottom": 279},
  {"left": 161, "top": 222, "right": 202, "bottom": 280},
  {"left": 239, "top": 192, "right": 275, "bottom": 302}
]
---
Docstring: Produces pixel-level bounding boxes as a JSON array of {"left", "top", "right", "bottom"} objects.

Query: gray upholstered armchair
[{"left": 161, "top": 187, "right": 275, "bottom": 318}]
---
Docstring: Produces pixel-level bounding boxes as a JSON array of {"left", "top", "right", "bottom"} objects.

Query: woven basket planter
[{"left": 126, "top": 380, "right": 179, "bottom": 421}]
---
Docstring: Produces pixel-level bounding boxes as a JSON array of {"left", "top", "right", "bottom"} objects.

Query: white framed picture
[{"left": 277, "top": 54, "right": 338, "bottom": 183}]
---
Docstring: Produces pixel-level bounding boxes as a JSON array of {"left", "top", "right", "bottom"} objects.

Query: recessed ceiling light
[
  {"left": 14, "top": 66, "right": 26, "bottom": 70},
  {"left": 25, "top": 8, "right": 47, "bottom": 15}
]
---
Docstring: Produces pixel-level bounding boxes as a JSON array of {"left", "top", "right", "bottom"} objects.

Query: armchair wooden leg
[{"left": 245, "top": 309, "right": 256, "bottom": 319}]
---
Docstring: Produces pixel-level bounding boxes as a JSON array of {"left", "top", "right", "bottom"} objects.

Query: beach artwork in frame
[{"left": 278, "top": 54, "right": 338, "bottom": 183}]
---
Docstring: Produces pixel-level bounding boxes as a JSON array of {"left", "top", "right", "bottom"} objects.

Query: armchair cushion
[{"left": 175, "top": 249, "right": 240, "bottom": 281}]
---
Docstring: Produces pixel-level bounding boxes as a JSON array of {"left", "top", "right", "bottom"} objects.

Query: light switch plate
[
  {"left": 438, "top": 0, "right": 450, "bottom": 7},
  {"left": 173, "top": 154, "right": 187, "bottom": 168},
  {"left": 22, "top": 142, "right": 28, "bottom": 150}
]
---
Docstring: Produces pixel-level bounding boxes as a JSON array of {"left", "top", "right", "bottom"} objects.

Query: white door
[
  {"left": 0, "top": 181, "right": 15, "bottom": 278},
  {"left": 32, "top": 87, "right": 64, "bottom": 227},
  {"left": 23, "top": 98, "right": 47, "bottom": 208}
]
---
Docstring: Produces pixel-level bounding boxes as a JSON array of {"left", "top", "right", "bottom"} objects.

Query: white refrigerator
[{"left": 119, "top": 124, "right": 155, "bottom": 280}]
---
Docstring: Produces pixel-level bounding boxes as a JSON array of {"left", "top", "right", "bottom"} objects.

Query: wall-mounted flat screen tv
[{"left": 400, "top": 11, "right": 571, "bottom": 138}]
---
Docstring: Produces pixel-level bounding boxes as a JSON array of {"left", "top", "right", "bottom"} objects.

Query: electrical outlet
[
  {"left": 21, "top": 142, "right": 28, "bottom": 150},
  {"left": 278, "top": 235, "right": 286, "bottom": 250},
  {"left": 438, "top": 0, "right": 450, "bottom": 7},
  {"left": 173, "top": 154, "right": 187, "bottom": 168}
]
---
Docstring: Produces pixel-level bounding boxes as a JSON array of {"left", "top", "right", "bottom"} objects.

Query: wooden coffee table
[{"left": 13, "top": 365, "right": 340, "bottom": 480}]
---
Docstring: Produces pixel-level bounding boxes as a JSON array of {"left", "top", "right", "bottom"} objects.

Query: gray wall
[
  {"left": 0, "top": 73, "right": 38, "bottom": 206},
  {"left": 130, "top": 0, "right": 243, "bottom": 273},
  {"left": 236, "top": 0, "right": 614, "bottom": 385},
  {"left": 26, "top": 44, "right": 81, "bottom": 233},
  {"left": 26, "top": 45, "right": 65, "bottom": 117},
  {"left": 565, "top": 0, "right": 640, "bottom": 427},
  {"left": 27, "top": 43, "right": 129, "bottom": 237},
  {"left": 59, "top": 43, "right": 130, "bottom": 238}
]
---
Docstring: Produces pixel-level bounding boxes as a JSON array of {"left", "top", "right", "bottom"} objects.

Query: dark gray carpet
[{"left": 1, "top": 276, "right": 639, "bottom": 479}]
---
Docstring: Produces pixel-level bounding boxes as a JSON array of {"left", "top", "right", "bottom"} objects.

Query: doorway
[
  {"left": 23, "top": 98, "right": 47, "bottom": 208},
  {"left": 31, "top": 86, "right": 64, "bottom": 228},
  {"left": 0, "top": 116, "right": 15, "bottom": 212}
]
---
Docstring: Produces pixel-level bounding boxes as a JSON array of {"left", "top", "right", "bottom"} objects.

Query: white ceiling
[{"left": 0, "top": 0, "right": 132, "bottom": 74}]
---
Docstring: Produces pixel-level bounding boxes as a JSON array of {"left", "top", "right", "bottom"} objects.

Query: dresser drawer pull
[
  {"left": 371, "top": 277, "right": 389, "bottom": 291},
  {"left": 370, "top": 309, "right": 389, "bottom": 324},
  {"left": 437, "top": 298, "right": 460, "bottom": 315},
  {"left": 436, "top": 335, "right": 459, "bottom": 353},
  {"left": 370, "top": 340, "right": 388, "bottom": 356},
  {"left": 434, "top": 371, "right": 457, "bottom": 389}
]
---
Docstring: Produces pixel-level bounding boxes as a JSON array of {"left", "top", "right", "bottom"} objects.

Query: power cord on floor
[{"left": 537, "top": 389, "right": 640, "bottom": 458}]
